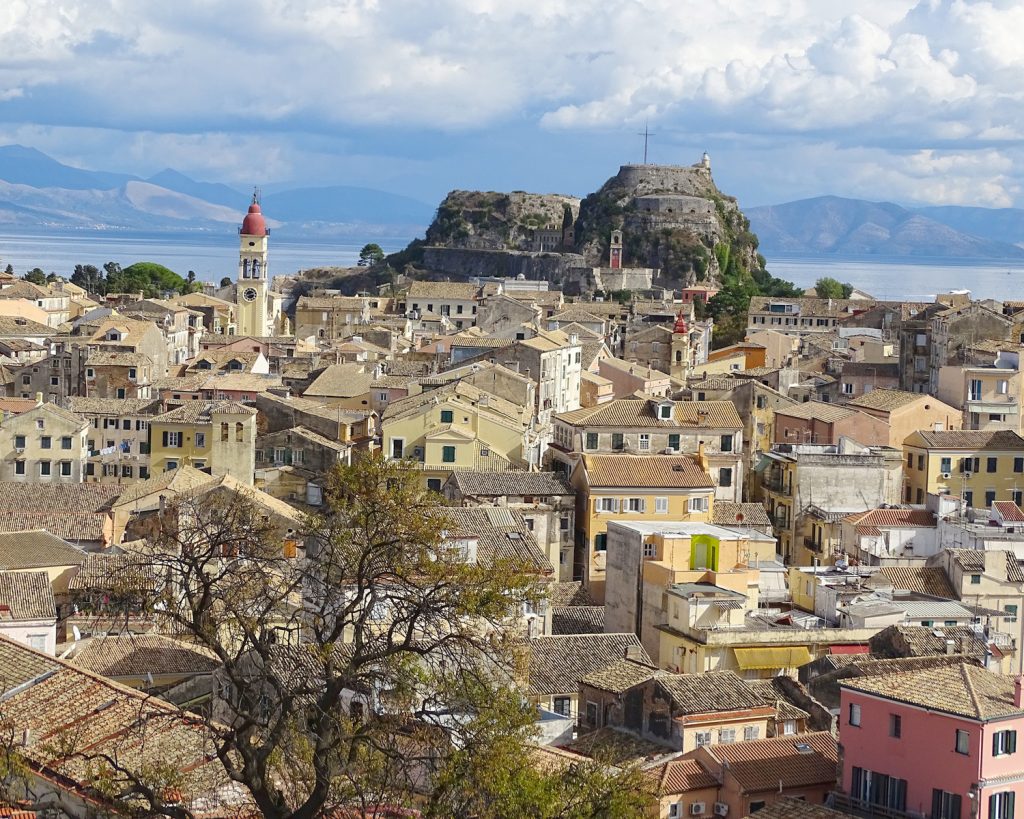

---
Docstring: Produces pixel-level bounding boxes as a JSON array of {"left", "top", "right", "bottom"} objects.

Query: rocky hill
[{"left": 404, "top": 158, "right": 766, "bottom": 292}]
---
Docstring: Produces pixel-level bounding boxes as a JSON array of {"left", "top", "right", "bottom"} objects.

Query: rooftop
[
  {"left": 580, "top": 453, "right": 714, "bottom": 489},
  {"left": 847, "top": 388, "right": 932, "bottom": 412},
  {"left": 708, "top": 731, "right": 838, "bottom": 793},
  {"left": 0, "top": 530, "right": 87, "bottom": 570},
  {"left": 64, "top": 633, "right": 219, "bottom": 678},
  {"left": 527, "top": 633, "right": 649, "bottom": 696},
  {"left": 444, "top": 470, "right": 573, "bottom": 497},
  {"left": 0, "top": 571, "right": 56, "bottom": 621},
  {"left": 909, "top": 429, "right": 1024, "bottom": 450}
]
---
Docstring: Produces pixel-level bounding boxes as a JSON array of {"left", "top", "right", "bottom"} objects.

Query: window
[
  {"left": 638, "top": 433, "right": 650, "bottom": 451},
  {"left": 718, "top": 728, "right": 736, "bottom": 744},
  {"left": 988, "top": 457, "right": 999, "bottom": 473},
  {"left": 668, "top": 804, "right": 681, "bottom": 819},
  {"left": 442, "top": 445, "right": 456, "bottom": 463},
  {"left": 594, "top": 533, "right": 607, "bottom": 552},
  {"left": 668, "top": 433, "right": 680, "bottom": 451},
  {"left": 627, "top": 498, "right": 646, "bottom": 512},
  {"left": 994, "top": 729, "right": 1017, "bottom": 756},
  {"left": 1006, "top": 604, "right": 1018, "bottom": 623},
  {"left": 970, "top": 379, "right": 982, "bottom": 401},
  {"left": 748, "top": 801, "right": 766, "bottom": 813},
  {"left": 998, "top": 379, "right": 1009, "bottom": 394},
  {"left": 14, "top": 460, "right": 25, "bottom": 476},
  {"left": 694, "top": 731, "right": 711, "bottom": 748},
  {"left": 782, "top": 720, "right": 796, "bottom": 735},
  {"left": 39, "top": 461, "right": 51, "bottom": 476},
  {"left": 59, "top": 436, "right": 73, "bottom": 450},
  {"left": 932, "top": 790, "right": 962, "bottom": 819},
  {"left": 128, "top": 367, "right": 137, "bottom": 379},
  {"left": 391, "top": 439, "right": 404, "bottom": 459},
  {"left": 611, "top": 432, "right": 624, "bottom": 451},
  {"left": 743, "top": 726, "right": 759, "bottom": 741},
  {"left": 35, "top": 419, "right": 43, "bottom": 430},
  {"left": 940, "top": 456, "right": 952, "bottom": 473},
  {"left": 971, "top": 574, "right": 982, "bottom": 584},
  {"left": 955, "top": 729, "right": 970, "bottom": 754},
  {"left": 643, "top": 541, "right": 656, "bottom": 558},
  {"left": 986, "top": 490, "right": 997, "bottom": 507},
  {"left": 49, "top": 376, "right": 58, "bottom": 386},
  {"left": 598, "top": 498, "right": 618, "bottom": 512},
  {"left": 964, "top": 490, "right": 974, "bottom": 507},
  {"left": 40, "top": 436, "right": 51, "bottom": 449},
  {"left": 28, "top": 634, "right": 46, "bottom": 652},
  {"left": 14, "top": 435, "right": 25, "bottom": 449},
  {"left": 59, "top": 461, "right": 71, "bottom": 477},
  {"left": 907, "top": 453, "right": 914, "bottom": 469},
  {"left": 585, "top": 432, "right": 598, "bottom": 450},
  {"left": 990, "top": 792, "right": 1016, "bottom": 819},
  {"left": 163, "top": 431, "right": 182, "bottom": 448},
  {"left": 841, "top": 382, "right": 854, "bottom": 395},
  {"left": 585, "top": 701, "right": 598, "bottom": 727},
  {"left": 1016, "top": 457, "right": 1024, "bottom": 474},
  {"left": 848, "top": 703, "right": 862, "bottom": 727},
  {"left": 719, "top": 467, "right": 733, "bottom": 488},
  {"left": 658, "top": 403, "right": 672, "bottom": 419},
  {"left": 688, "top": 496, "right": 709, "bottom": 513},
  {"left": 655, "top": 497, "right": 668, "bottom": 514},
  {"left": 195, "top": 432, "right": 206, "bottom": 448},
  {"left": 918, "top": 454, "right": 925, "bottom": 471},
  {"left": 889, "top": 713, "right": 901, "bottom": 738},
  {"left": 440, "top": 409, "right": 453, "bottom": 424},
  {"left": 720, "top": 434, "right": 734, "bottom": 453},
  {"left": 235, "top": 422, "right": 244, "bottom": 442},
  {"left": 426, "top": 478, "right": 442, "bottom": 492},
  {"left": 553, "top": 697, "right": 571, "bottom": 716}
]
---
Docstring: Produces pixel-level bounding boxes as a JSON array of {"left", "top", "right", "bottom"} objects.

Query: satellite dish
[
  {"left": 71, "top": 625, "right": 82, "bottom": 642},
  {"left": 735, "top": 513, "right": 745, "bottom": 523}
]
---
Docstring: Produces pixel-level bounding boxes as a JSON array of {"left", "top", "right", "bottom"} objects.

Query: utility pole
[{"left": 637, "top": 121, "right": 655, "bottom": 165}]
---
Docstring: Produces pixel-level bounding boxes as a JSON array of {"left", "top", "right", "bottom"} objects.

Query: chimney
[
  {"left": 624, "top": 644, "right": 645, "bottom": 662},
  {"left": 1016, "top": 676, "right": 1023, "bottom": 708},
  {"left": 697, "top": 440, "right": 708, "bottom": 471},
  {"left": 946, "top": 639, "right": 956, "bottom": 655},
  {"left": 35, "top": 391, "right": 43, "bottom": 406}
]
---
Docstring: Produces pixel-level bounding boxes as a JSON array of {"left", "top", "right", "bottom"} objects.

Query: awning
[
  {"left": 753, "top": 455, "right": 772, "bottom": 474},
  {"left": 733, "top": 646, "right": 813, "bottom": 670},
  {"left": 829, "top": 644, "right": 870, "bottom": 655}
]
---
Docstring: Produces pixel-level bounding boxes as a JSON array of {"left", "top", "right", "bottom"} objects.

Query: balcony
[
  {"left": 965, "top": 397, "right": 1019, "bottom": 416},
  {"left": 762, "top": 475, "right": 790, "bottom": 495},
  {"left": 803, "top": 536, "right": 825, "bottom": 553}
]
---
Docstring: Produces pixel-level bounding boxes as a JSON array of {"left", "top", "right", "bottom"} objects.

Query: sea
[{"left": 1, "top": 229, "right": 1023, "bottom": 301}]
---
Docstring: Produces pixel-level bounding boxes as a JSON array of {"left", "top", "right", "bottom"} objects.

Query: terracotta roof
[
  {"left": 713, "top": 502, "right": 771, "bottom": 527},
  {"left": 875, "top": 566, "right": 956, "bottom": 598},
  {"left": 0, "top": 531, "right": 87, "bottom": 569},
  {"left": 155, "top": 399, "right": 256, "bottom": 424},
  {"left": 65, "top": 634, "right": 219, "bottom": 677},
  {"left": 85, "top": 350, "right": 153, "bottom": 368},
  {"left": 742, "top": 798, "right": 851, "bottom": 819},
  {"left": 947, "top": 549, "right": 1024, "bottom": 583},
  {"left": 847, "top": 389, "right": 929, "bottom": 412},
  {"left": 872, "top": 624, "right": 992, "bottom": 662},
  {"left": 527, "top": 634, "right": 649, "bottom": 696},
  {"left": 775, "top": 401, "right": 855, "bottom": 423},
  {"left": 993, "top": 500, "right": 1024, "bottom": 522},
  {"left": 444, "top": 470, "right": 573, "bottom": 497},
  {"left": 580, "top": 657, "right": 658, "bottom": 693},
  {"left": 546, "top": 581, "right": 596, "bottom": 607},
  {"left": 658, "top": 671, "right": 769, "bottom": 715},
  {"left": 436, "top": 507, "right": 552, "bottom": 574},
  {"left": 0, "top": 571, "right": 56, "bottom": 620},
  {"left": 303, "top": 364, "right": 375, "bottom": 398},
  {"left": 842, "top": 508, "right": 936, "bottom": 528},
  {"left": 548, "top": 307, "right": 605, "bottom": 324},
  {"left": 580, "top": 453, "right": 714, "bottom": 489},
  {"left": 688, "top": 376, "right": 736, "bottom": 391},
  {"left": 709, "top": 731, "right": 838, "bottom": 793},
  {"left": 110, "top": 464, "right": 217, "bottom": 507},
  {"left": 201, "top": 372, "right": 282, "bottom": 393},
  {"left": 550, "top": 605, "right": 605, "bottom": 635},
  {"left": 0, "top": 634, "right": 61, "bottom": 688},
  {"left": 67, "top": 553, "right": 159, "bottom": 593},
  {"left": 651, "top": 758, "right": 719, "bottom": 795},
  {"left": 843, "top": 661, "right": 1024, "bottom": 720},
  {"left": 911, "top": 429, "right": 1024, "bottom": 450},
  {"left": 66, "top": 396, "right": 162, "bottom": 416},
  {"left": 0, "top": 315, "right": 55, "bottom": 336},
  {"left": 746, "top": 679, "right": 811, "bottom": 722},
  {"left": 407, "top": 280, "right": 480, "bottom": 301}
]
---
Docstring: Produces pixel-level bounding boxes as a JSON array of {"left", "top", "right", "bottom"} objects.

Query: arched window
[
  {"left": 675, "top": 350, "right": 683, "bottom": 363},
  {"left": 252, "top": 259, "right": 261, "bottom": 278},
  {"left": 242, "top": 259, "right": 249, "bottom": 279}
]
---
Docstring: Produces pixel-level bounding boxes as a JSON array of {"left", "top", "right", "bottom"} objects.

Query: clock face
[{"left": 242, "top": 287, "right": 258, "bottom": 303}]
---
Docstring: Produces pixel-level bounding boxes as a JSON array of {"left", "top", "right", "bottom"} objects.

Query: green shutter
[
  {"left": 668, "top": 433, "right": 680, "bottom": 450},
  {"left": 1011, "top": 730, "right": 1018, "bottom": 753}
]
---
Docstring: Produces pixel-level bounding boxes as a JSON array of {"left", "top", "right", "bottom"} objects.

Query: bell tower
[
  {"left": 236, "top": 189, "right": 270, "bottom": 337},
  {"left": 670, "top": 310, "right": 691, "bottom": 379}
]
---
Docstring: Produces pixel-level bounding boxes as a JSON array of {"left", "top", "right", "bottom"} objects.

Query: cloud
[{"left": 0, "top": 0, "right": 1022, "bottom": 205}]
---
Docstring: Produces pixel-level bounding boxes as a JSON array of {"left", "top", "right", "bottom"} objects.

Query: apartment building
[
  {"left": 938, "top": 347, "right": 1024, "bottom": 434},
  {"left": 67, "top": 397, "right": 162, "bottom": 484},
  {"left": 148, "top": 400, "right": 257, "bottom": 484},
  {"left": 902, "top": 429, "right": 1024, "bottom": 508},
  {"left": 0, "top": 401, "right": 88, "bottom": 483}
]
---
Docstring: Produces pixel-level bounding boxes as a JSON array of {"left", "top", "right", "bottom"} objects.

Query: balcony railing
[
  {"left": 828, "top": 792, "right": 919, "bottom": 819},
  {"left": 803, "top": 537, "right": 825, "bottom": 552},
  {"left": 762, "top": 476, "right": 790, "bottom": 495}
]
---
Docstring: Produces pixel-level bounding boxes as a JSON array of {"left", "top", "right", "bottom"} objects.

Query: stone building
[{"left": 0, "top": 401, "right": 89, "bottom": 483}]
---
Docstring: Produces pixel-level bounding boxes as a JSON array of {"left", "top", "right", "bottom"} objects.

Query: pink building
[{"left": 839, "top": 661, "right": 1024, "bottom": 819}]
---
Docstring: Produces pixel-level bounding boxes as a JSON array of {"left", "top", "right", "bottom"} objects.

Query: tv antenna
[{"left": 637, "top": 121, "right": 655, "bottom": 165}]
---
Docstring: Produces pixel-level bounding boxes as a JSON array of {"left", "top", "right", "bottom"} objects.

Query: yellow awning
[{"left": 733, "top": 646, "right": 813, "bottom": 670}]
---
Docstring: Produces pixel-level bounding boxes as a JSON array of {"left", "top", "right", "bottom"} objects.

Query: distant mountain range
[
  {"left": 747, "top": 195, "right": 1024, "bottom": 260},
  {"left": 0, "top": 145, "right": 435, "bottom": 236}
]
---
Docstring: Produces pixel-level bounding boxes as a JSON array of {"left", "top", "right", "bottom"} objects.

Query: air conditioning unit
[
  {"left": 690, "top": 803, "right": 706, "bottom": 816},
  {"left": 714, "top": 803, "right": 729, "bottom": 817},
  {"left": 14, "top": 447, "right": 24, "bottom": 453},
  {"left": 940, "top": 472, "right": 952, "bottom": 479},
  {"left": 662, "top": 447, "right": 677, "bottom": 454}
]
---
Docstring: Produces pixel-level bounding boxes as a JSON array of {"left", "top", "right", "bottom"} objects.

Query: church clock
[{"left": 242, "top": 286, "right": 258, "bottom": 302}]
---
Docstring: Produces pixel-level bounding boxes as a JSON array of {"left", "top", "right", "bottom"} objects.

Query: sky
[{"left": 0, "top": 0, "right": 1022, "bottom": 209}]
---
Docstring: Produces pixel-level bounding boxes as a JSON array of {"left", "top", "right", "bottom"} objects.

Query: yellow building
[
  {"left": 149, "top": 401, "right": 257, "bottom": 485},
  {"left": 902, "top": 429, "right": 1024, "bottom": 508},
  {"left": 381, "top": 380, "right": 534, "bottom": 490},
  {"left": 569, "top": 453, "right": 716, "bottom": 602}
]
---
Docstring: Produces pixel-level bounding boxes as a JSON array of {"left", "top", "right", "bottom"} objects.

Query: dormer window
[{"left": 657, "top": 401, "right": 673, "bottom": 420}]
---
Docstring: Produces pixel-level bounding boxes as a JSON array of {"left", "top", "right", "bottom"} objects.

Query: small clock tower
[{"left": 236, "top": 190, "right": 270, "bottom": 337}]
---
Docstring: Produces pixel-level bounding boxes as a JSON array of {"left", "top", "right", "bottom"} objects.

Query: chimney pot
[{"left": 1015, "top": 676, "right": 1023, "bottom": 709}]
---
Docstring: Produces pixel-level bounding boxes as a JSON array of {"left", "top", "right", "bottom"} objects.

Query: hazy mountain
[
  {"left": 913, "top": 205, "right": 1024, "bottom": 245},
  {"left": 748, "top": 195, "right": 1024, "bottom": 259},
  {"left": 0, "top": 145, "right": 433, "bottom": 236}
]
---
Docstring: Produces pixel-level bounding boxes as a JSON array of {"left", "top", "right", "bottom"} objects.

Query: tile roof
[
  {"left": 847, "top": 389, "right": 929, "bottom": 412},
  {"left": 742, "top": 798, "right": 851, "bottom": 819},
  {"left": 445, "top": 470, "right": 573, "bottom": 497},
  {"left": 657, "top": 670, "right": 769, "bottom": 715},
  {"left": 993, "top": 500, "right": 1024, "bottom": 522},
  {"left": 875, "top": 566, "right": 956, "bottom": 598},
  {"left": 580, "top": 657, "right": 658, "bottom": 693},
  {"left": 548, "top": 306, "right": 606, "bottom": 324},
  {"left": 774, "top": 401, "right": 855, "bottom": 423},
  {"left": 688, "top": 376, "right": 737, "bottom": 391},
  {"left": 0, "top": 633, "right": 61, "bottom": 688},
  {"left": 527, "top": 633, "right": 649, "bottom": 695},
  {"left": 550, "top": 605, "right": 605, "bottom": 635},
  {"left": 650, "top": 758, "right": 719, "bottom": 795},
  {"left": 746, "top": 679, "right": 811, "bottom": 722},
  {"left": 110, "top": 464, "right": 217, "bottom": 507},
  {"left": 155, "top": 399, "right": 256, "bottom": 424},
  {"left": 436, "top": 507, "right": 552, "bottom": 574},
  {"left": 842, "top": 660, "right": 1024, "bottom": 720},
  {"left": 0, "top": 315, "right": 54, "bottom": 336},
  {"left": 85, "top": 350, "right": 153, "bottom": 367},
  {"left": 0, "top": 571, "right": 56, "bottom": 620},
  {"left": 842, "top": 507, "right": 936, "bottom": 529},
  {"left": 66, "top": 396, "right": 162, "bottom": 416},
  {"left": 580, "top": 453, "right": 714, "bottom": 489},
  {"left": 67, "top": 553, "right": 160, "bottom": 593},
  {"left": 407, "top": 280, "right": 480, "bottom": 301},
  {"left": 713, "top": 502, "right": 771, "bottom": 527},
  {"left": 948, "top": 549, "right": 1024, "bottom": 582},
  {"left": 65, "top": 634, "right": 219, "bottom": 677},
  {"left": 911, "top": 429, "right": 1024, "bottom": 450},
  {"left": 546, "top": 581, "right": 597, "bottom": 607},
  {"left": 303, "top": 363, "right": 375, "bottom": 398},
  {"left": 873, "top": 624, "right": 992, "bottom": 662},
  {"left": 0, "top": 531, "right": 87, "bottom": 570},
  {"left": 710, "top": 731, "right": 838, "bottom": 793}
]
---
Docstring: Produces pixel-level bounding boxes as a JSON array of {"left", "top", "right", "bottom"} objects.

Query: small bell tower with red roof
[
  {"left": 236, "top": 188, "right": 270, "bottom": 337},
  {"left": 671, "top": 309, "right": 691, "bottom": 379}
]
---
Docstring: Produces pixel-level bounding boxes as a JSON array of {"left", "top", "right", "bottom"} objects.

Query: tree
[
  {"left": 22, "top": 268, "right": 46, "bottom": 285},
  {"left": 3, "top": 264, "right": 12, "bottom": 275},
  {"left": 71, "top": 263, "right": 105, "bottom": 295},
  {"left": 814, "top": 276, "right": 853, "bottom": 299},
  {"left": 0, "top": 456, "right": 648, "bottom": 818},
  {"left": 358, "top": 243, "right": 385, "bottom": 267},
  {"left": 220, "top": 276, "right": 233, "bottom": 288}
]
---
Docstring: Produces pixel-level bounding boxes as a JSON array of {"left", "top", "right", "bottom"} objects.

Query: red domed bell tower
[{"left": 236, "top": 188, "right": 270, "bottom": 337}]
